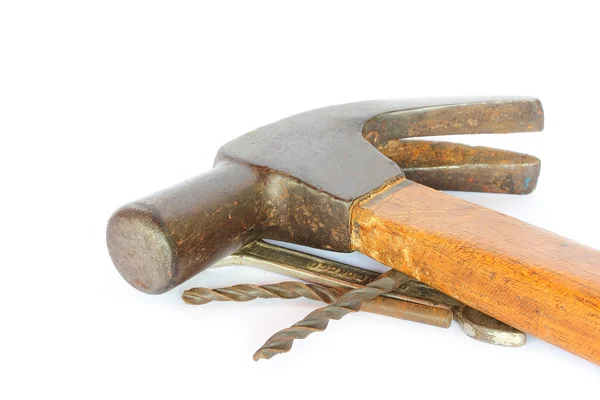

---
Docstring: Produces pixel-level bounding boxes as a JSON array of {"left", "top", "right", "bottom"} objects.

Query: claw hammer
[{"left": 107, "top": 97, "right": 600, "bottom": 364}]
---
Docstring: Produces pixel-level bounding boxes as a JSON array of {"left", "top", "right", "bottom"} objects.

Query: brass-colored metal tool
[
  {"left": 214, "top": 240, "right": 527, "bottom": 347},
  {"left": 182, "top": 281, "right": 453, "bottom": 328}
]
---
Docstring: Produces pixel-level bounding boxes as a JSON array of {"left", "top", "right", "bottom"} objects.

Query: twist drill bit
[
  {"left": 253, "top": 269, "right": 409, "bottom": 361},
  {"left": 182, "top": 282, "right": 346, "bottom": 305}
]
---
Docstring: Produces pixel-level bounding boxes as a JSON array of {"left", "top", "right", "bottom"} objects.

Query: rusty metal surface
[
  {"left": 182, "top": 282, "right": 453, "bottom": 328},
  {"left": 217, "top": 240, "right": 526, "bottom": 346},
  {"left": 383, "top": 140, "right": 541, "bottom": 194},
  {"left": 253, "top": 270, "right": 409, "bottom": 361},
  {"left": 106, "top": 163, "right": 268, "bottom": 294},
  {"left": 107, "top": 97, "right": 543, "bottom": 294}
]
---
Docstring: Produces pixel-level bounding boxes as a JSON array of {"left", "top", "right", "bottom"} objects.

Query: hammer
[{"left": 107, "top": 97, "right": 600, "bottom": 364}]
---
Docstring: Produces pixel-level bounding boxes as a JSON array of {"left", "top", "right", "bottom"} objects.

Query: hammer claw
[{"left": 361, "top": 98, "right": 544, "bottom": 194}]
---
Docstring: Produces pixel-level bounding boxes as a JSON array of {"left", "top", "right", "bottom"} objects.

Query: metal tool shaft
[{"left": 253, "top": 270, "right": 408, "bottom": 360}]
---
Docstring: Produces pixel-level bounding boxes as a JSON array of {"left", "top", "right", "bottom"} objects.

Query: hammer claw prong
[
  {"left": 362, "top": 97, "right": 544, "bottom": 143},
  {"left": 383, "top": 140, "right": 541, "bottom": 194},
  {"left": 360, "top": 98, "right": 544, "bottom": 194}
]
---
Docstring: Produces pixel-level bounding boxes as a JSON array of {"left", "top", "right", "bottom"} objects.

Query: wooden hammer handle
[{"left": 351, "top": 179, "right": 600, "bottom": 364}]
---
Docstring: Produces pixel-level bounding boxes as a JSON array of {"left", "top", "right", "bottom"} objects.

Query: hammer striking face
[{"left": 107, "top": 97, "right": 600, "bottom": 364}]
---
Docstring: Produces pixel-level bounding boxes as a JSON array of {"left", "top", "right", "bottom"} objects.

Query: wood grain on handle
[{"left": 351, "top": 179, "right": 600, "bottom": 364}]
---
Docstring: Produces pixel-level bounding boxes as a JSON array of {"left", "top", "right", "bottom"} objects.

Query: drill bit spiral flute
[{"left": 107, "top": 97, "right": 600, "bottom": 364}]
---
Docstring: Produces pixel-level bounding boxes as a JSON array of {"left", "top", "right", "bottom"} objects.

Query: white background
[{"left": 1, "top": 1, "right": 599, "bottom": 399}]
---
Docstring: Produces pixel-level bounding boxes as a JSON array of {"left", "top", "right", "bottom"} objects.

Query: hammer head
[{"left": 107, "top": 97, "right": 543, "bottom": 294}]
